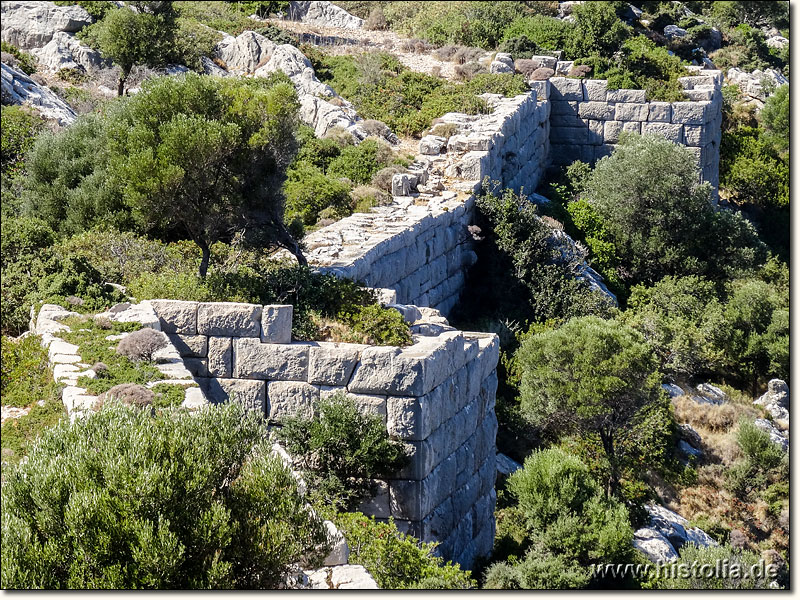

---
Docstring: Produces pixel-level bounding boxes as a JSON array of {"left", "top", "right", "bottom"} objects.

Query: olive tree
[
  {"left": 517, "top": 316, "right": 664, "bottom": 496},
  {"left": 84, "top": 2, "right": 178, "bottom": 96}
]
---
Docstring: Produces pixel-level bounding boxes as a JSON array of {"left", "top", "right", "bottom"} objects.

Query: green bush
[
  {"left": 577, "top": 134, "right": 766, "bottom": 292},
  {"left": 720, "top": 126, "right": 788, "bottom": 209},
  {"left": 327, "top": 138, "right": 392, "bottom": 185},
  {"left": 334, "top": 512, "right": 475, "bottom": 589},
  {"left": 1, "top": 402, "right": 328, "bottom": 589},
  {"left": 337, "top": 303, "right": 413, "bottom": 346},
  {"left": 1, "top": 105, "right": 44, "bottom": 183},
  {"left": 284, "top": 162, "right": 353, "bottom": 226},
  {"left": 0, "top": 41, "right": 38, "bottom": 75},
  {"left": 277, "top": 393, "right": 409, "bottom": 512},
  {"left": 569, "top": 1, "right": 631, "bottom": 59},
  {"left": 643, "top": 543, "right": 776, "bottom": 589},
  {"left": 500, "top": 15, "right": 574, "bottom": 55},
  {"left": 760, "top": 85, "right": 789, "bottom": 154},
  {"left": 483, "top": 544, "right": 591, "bottom": 589}
]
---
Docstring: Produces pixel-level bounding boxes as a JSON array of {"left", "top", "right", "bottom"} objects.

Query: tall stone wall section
[
  {"left": 544, "top": 70, "right": 723, "bottom": 194},
  {"left": 148, "top": 299, "right": 500, "bottom": 570}
]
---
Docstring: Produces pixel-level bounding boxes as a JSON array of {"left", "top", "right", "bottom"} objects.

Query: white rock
[
  {"left": 753, "top": 418, "right": 788, "bottom": 452},
  {"left": 662, "top": 383, "right": 685, "bottom": 398},
  {"left": 322, "top": 520, "right": 350, "bottom": 566},
  {"left": 694, "top": 383, "right": 728, "bottom": 405},
  {"left": 1, "top": 63, "right": 76, "bottom": 126},
  {"left": 646, "top": 504, "right": 717, "bottom": 551},
  {"left": 634, "top": 528, "right": 679, "bottom": 564},
  {"left": 301, "top": 565, "right": 378, "bottom": 589},
  {"left": 31, "top": 31, "right": 105, "bottom": 73},
  {"left": 214, "top": 31, "right": 275, "bottom": 74},
  {"left": 287, "top": 1, "right": 364, "bottom": 29},
  {"left": 664, "top": 24, "right": 688, "bottom": 39},
  {"left": 0, "top": 0, "right": 92, "bottom": 50}
]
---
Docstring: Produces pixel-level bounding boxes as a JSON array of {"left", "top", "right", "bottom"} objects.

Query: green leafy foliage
[
  {"left": 486, "top": 448, "right": 633, "bottom": 589},
  {"left": 0, "top": 41, "right": 38, "bottom": 75},
  {"left": 453, "top": 185, "right": 615, "bottom": 334},
  {"left": 517, "top": 316, "right": 666, "bottom": 495},
  {"left": 52, "top": 1, "right": 116, "bottom": 19},
  {"left": 500, "top": 15, "right": 574, "bottom": 55},
  {"left": 1, "top": 402, "right": 328, "bottom": 589},
  {"left": 334, "top": 512, "right": 475, "bottom": 589},
  {"left": 1, "top": 105, "right": 44, "bottom": 216},
  {"left": 574, "top": 134, "right": 766, "bottom": 295},
  {"left": 643, "top": 543, "right": 776, "bottom": 589},
  {"left": 277, "top": 393, "right": 409, "bottom": 512},
  {"left": 568, "top": 1, "right": 631, "bottom": 59}
]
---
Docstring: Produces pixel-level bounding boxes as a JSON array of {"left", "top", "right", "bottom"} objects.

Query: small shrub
[
  {"left": 359, "top": 119, "right": 392, "bottom": 139},
  {"left": 95, "top": 382, "right": 155, "bottom": 410},
  {"left": 56, "top": 67, "right": 89, "bottom": 84},
  {"left": 429, "top": 123, "right": 458, "bottom": 139},
  {"left": 335, "top": 512, "right": 475, "bottom": 589},
  {"left": 364, "top": 6, "right": 387, "bottom": 30},
  {"left": 116, "top": 328, "right": 168, "bottom": 362},
  {"left": 454, "top": 60, "right": 488, "bottom": 81},
  {"left": 530, "top": 67, "right": 554, "bottom": 80},
  {"left": 277, "top": 393, "right": 410, "bottom": 512},
  {"left": 0, "top": 41, "right": 38, "bottom": 75},
  {"left": 371, "top": 165, "right": 405, "bottom": 192},
  {"left": 567, "top": 64, "right": 591, "bottom": 78},
  {"left": 338, "top": 303, "right": 413, "bottom": 346}
]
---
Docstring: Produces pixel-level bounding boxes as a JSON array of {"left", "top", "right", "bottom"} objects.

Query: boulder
[
  {"left": 299, "top": 565, "right": 378, "bottom": 589},
  {"left": 662, "top": 383, "right": 686, "bottom": 398},
  {"left": 634, "top": 528, "right": 679, "bottom": 564},
  {"left": 1, "top": 62, "right": 76, "bottom": 125},
  {"left": 0, "top": 1, "right": 93, "bottom": 50},
  {"left": 678, "top": 423, "right": 703, "bottom": 449},
  {"left": 727, "top": 67, "right": 788, "bottom": 102},
  {"left": 753, "top": 418, "right": 788, "bottom": 452},
  {"left": 693, "top": 383, "right": 728, "bottom": 405},
  {"left": 31, "top": 31, "right": 105, "bottom": 73},
  {"left": 496, "top": 452, "right": 522, "bottom": 477},
  {"left": 200, "top": 55, "right": 229, "bottom": 77},
  {"left": 214, "top": 31, "right": 275, "bottom": 74},
  {"left": 287, "top": 1, "right": 364, "bottom": 29},
  {"left": 663, "top": 24, "right": 689, "bottom": 39},
  {"left": 419, "top": 135, "right": 447, "bottom": 155},
  {"left": 646, "top": 504, "right": 717, "bottom": 551},
  {"left": 489, "top": 60, "right": 514, "bottom": 74},
  {"left": 766, "top": 35, "right": 789, "bottom": 50}
]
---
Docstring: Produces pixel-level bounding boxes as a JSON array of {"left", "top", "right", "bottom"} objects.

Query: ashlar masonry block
[
  {"left": 234, "top": 338, "right": 309, "bottom": 380},
  {"left": 197, "top": 302, "right": 261, "bottom": 337},
  {"left": 150, "top": 300, "right": 198, "bottom": 334}
]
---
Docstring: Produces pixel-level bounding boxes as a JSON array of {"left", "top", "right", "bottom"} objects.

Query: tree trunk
[
  {"left": 275, "top": 225, "right": 307, "bottom": 267},
  {"left": 117, "top": 76, "right": 125, "bottom": 96},
  {"left": 198, "top": 242, "right": 211, "bottom": 279},
  {"left": 599, "top": 428, "right": 619, "bottom": 498}
]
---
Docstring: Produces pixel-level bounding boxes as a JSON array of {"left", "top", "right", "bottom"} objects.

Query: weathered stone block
[
  {"left": 642, "top": 122, "right": 684, "bottom": 144},
  {"left": 419, "top": 135, "right": 446, "bottom": 155},
  {"left": 348, "top": 346, "right": 424, "bottom": 396},
  {"left": 607, "top": 88, "right": 646, "bottom": 103},
  {"left": 549, "top": 77, "right": 584, "bottom": 101},
  {"left": 671, "top": 101, "right": 706, "bottom": 125},
  {"left": 150, "top": 300, "right": 198, "bottom": 334},
  {"left": 267, "top": 380, "right": 319, "bottom": 421},
  {"left": 549, "top": 143, "right": 582, "bottom": 165},
  {"left": 261, "top": 305, "right": 292, "bottom": 344},
  {"left": 588, "top": 120, "right": 604, "bottom": 145},
  {"left": 166, "top": 333, "right": 207, "bottom": 358},
  {"left": 615, "top": 102, "right": 649, "bottom": 121},
  {"left": 549, "top": 99, "right": 578, "bottom": 115},
  {"left": 647, "top": 101, "right": 672, "bottom": 122},
  {"left": 200, "top": 377, "right": 265, "bottom": 414},
  {"left": 197, "top": 302, "right": 261, "bottom": 337},
  {"left": 603, "top": 120, "right": 622, "bottom": 143},
  {"left": 358, "top": 480, "right": 391, "bottom": 519},
  {"left": 183, "top": 357, "right": 209, "bottom": 378},
  {"left": 234, "top": 338, "right": 309, "bottom": 380},
  {"left": 550, "top": 125, "right": 587, "bottom": 144},
  {"left": 583, "top": 79, "right": 608, "bottom": 101},
  {"left": 207, "top": 336, "right": 232, "bottom": 378},
  {"left": 683, "top": 124, "right": 710, "bottom": 146},
  {"left": 550, "top": 112, "right": 583, "bottom": 127},
  {"left": 308, "top": 343, "right": 364, "bottom": 386},
  {"left": 387, "top": 396, "right": 422, "bottom": 440},
  {"left": 578, "top": 101, "right": 614, "bottom": 120}
]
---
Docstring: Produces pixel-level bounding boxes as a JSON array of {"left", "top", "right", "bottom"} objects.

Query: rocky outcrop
[
  {"left": 287, "top": 1, "right": 363, "bottom": 29},
  {"left": 692, "top": 383, "right": 728, "bottom": 405},
  {"left": 754, "top": 379, "right": 789, "bottom": 423},
  {"left": 1, "top": 62, "right": 76, "bottom": 125},
  {"left": 31, "top": 31, "right": 105, "bottom": 73},
  {"left": 0, "top": 0, "right": 92, "bottom": 50},
  {"left": 215, "top": 30, "right": 275, "bottom": 74},
  {"left": 726, "top": 67, "right": 788, "bottom": 107},
  {"left": 635, "top": 504, "right": 716, "bottom": 564},
  {"left": 753, "top": 418, "right": 788, "bottom": 452}
]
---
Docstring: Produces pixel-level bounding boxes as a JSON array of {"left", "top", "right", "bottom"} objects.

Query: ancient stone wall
[
  {"left": 149, "top": 299, "right": 500, "bottom": 570},
  {"left": 544, "top": 70, "right": 723, "bottom": 194}
]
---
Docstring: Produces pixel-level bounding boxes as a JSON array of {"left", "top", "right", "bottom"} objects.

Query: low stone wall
[
  {"left": 149, "top": 299, "right": 500, "bottom": 569},
  {"left": 544, "top": 70, "right": 723, "bottom": 194}
]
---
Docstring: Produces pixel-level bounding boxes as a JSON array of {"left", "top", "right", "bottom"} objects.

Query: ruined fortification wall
[{"left": 148, "top": 299, "right": 500, "bottom": 570}]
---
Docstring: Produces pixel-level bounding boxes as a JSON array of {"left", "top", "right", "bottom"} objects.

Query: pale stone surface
[
  {"left": 150, "top": 300, "right": 198, "bottom": 335},
  {"left": 607, "top": 88, "right": 646, "bottom": 103},
  {"left": 287, "top": 1, "right": 364, "bottom": 29},
  {"left": 1, "top": 63, "right": 76, "bottom": 126},
  {"left": 31, "top": 31, "right": 104, "bottom": 73},
  {"left": 642, "top": 121, "right": 684, "bottom": 144},
  {"left": 348, "top": 347, "right": 424, "bottom": 396},
  {"left": 1, "top": 0, "right": 92, "bottom": 49},
  {"left": 200, "top": 378, "right": 266, "bottom": 413},
  {"left": 214, "top": 31, "right": 275, "bottom": 74},
  {"left": 301, "top": 565, "right": 378, "bottom": 590},
  {"left": 261, "top": 305, "right": 293, "bottom": 343},
  {"left": 197, "top": 302, "right": 262, "bottom": 337},
  {"left": 167, "top": 334, "right": 207, "bottom": 358},
  {"left": 323, "top": 520, "right": 350, "bottom": 566},
  {"left": 671, "top": 101, "right": 707, "bottom": 125},
  {"left": 634, "top": 528, "right": 679, "bottom": 564},
  {"left": 308, "top": 343, "right": 364, "bottom": 385},
  {"left": 235, "top": 338, "right": 309, "bottom": 380},
  {"left": 753, "top": 418, "right": 788, "bottom": 451},
  {"left": 267, "top": 380, "right": 318, "bottom": 421},
  {"left": 207, "top": 337, "right": 232, "bottom": 378}
]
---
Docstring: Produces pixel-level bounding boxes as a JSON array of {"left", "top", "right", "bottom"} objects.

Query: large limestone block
[
  {"left": 2, "top": 63, "right": 77, "bottom": 126},
  {"left": 150, "top": 300, "right": 198, "bottom": 335},
  {"left": 615, "top": 102, "right": 649, "bottom": 121},
  {"left": 647, "top": 101, "right": 672, "bottom": 122},
  {"left": 1, "top": 1, "right": 92, "bottom": 49},
  {"left": 287, "top": 1, "right": 364, "bottom": 29},
  {"left": 200, "top": 378, "right": 266, "bottom": 414},
  {"left": 607, "top": 88, "right": 646, "bottom": 103},
  {"left": 550, "top": 99, "right": 578, "bottom": 115},
  {"left": 583, "top": 79, "right": 608, "bottom": 101},
  {"left": 671, "top": 101, "right": 706, "bottom": 125},
  {"left": 683, "top": 124, "right": 711, "bottom": 146},
  {"left": 235, "top": 338, "right": 309, "bottom": 381},
  {"left": 348, "top": 346, "right": 424, "bottom": 396},
  {"left": 549, "top": 77, "right": 584, "bottom": 101},
  {"left": 214, "top": 31, "right": 275, "bottom": 74},
  {"left": 32, "top": 31, "right": 105, "bottom": 73},
  {"left": 642, "top": 122, "right": 684, "bottom": 144},
  {"left": 166, "top": 334, "right": 207, "bottom": 358},
  {"left": 261, "top": 305, "right": 292, "bottom": 343},
  {"left": 308, "top": 343, "right": 365, "bottom": 385},
  {"left": 207, "top": 337, "right": 232, "bottom": 378},
  {"left": 301, "top": 565, "right": 378, "bottom": 590},
  {"left": 578, "top": 101, "right": 614, "bottom": 120},
  {"left": 267, "top": 380, "right": 319, "bottom": 421},
  {"left": 198, "top": 302, "right": 261, "bottom": 337},
  {"left": 550, "top": 125, "right": 588, "bottom": 144}
]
